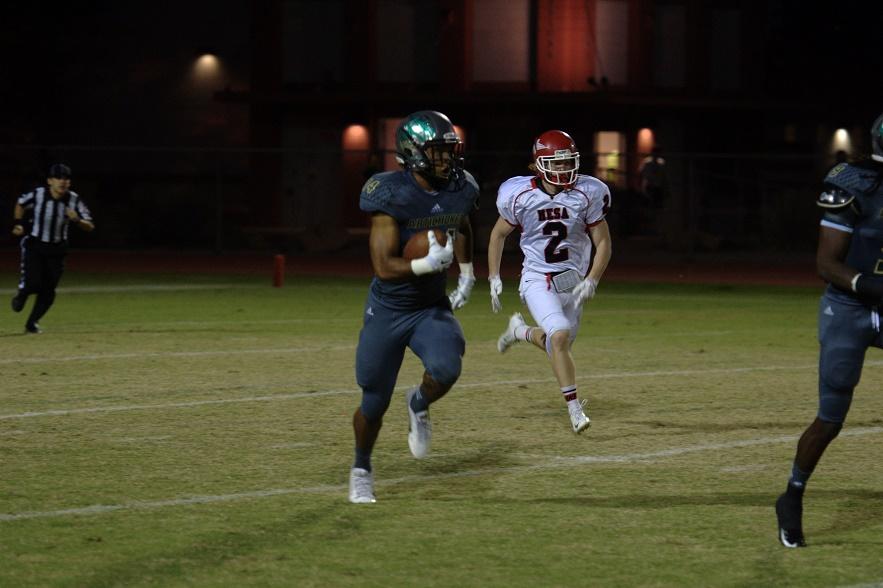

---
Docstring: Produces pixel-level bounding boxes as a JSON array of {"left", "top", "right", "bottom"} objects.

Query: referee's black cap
[{"left": 48, "top": 163, "right": 72, "bottom": 179}]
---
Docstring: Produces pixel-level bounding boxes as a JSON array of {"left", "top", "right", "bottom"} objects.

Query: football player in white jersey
[{"left": 487, "top": 130, "right": 613, "bottom": 433}]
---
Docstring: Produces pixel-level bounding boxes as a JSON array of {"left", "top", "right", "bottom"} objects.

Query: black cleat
[
  {"left": 776, "top": 492, "right": 806, "bottom": 548},
  {"left": 11, "top": 293, "right": 25, "bottom": 312},
  {"left": 24, "top": 322, "right": 42, "bottom": 335}
]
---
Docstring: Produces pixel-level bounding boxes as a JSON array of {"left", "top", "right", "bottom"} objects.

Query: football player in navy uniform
[
  {"left": 349, "top": 111, "right": 479, "bottom": 503},
  {"left": 776, "top": 112, "right": 883, "bottom": 547}
]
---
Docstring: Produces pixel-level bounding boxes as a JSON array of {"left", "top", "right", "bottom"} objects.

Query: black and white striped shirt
[{"left": 17, "top": 187, "right": 92, "bottom": 243}]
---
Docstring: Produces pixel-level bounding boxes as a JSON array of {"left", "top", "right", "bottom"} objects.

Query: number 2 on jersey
[{"left": 543, "top": 221, "right": 569, "bottom": 263}]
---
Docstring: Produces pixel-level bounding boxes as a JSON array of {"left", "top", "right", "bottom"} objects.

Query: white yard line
[
  {"left": 0, "top": 284, "right": 260, "bottom": 294},
  {"left": 4, "top": 361, "right": 882, "bottom": 421},
  {"left": 1, "top": 427, "right": 880, "bottom": 522},
  {"left": 0, "top": 328, "right": 792, "bottom": 365},
  {"left": 0, "top": 345, "right": 356, "bottom": 365}
]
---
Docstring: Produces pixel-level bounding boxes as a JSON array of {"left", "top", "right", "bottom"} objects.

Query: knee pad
[
  {"left": 425, "top": 354, "right": 462, "bottom": 387},
  {"left": 817, "top": 383, "right": 854, "bottom": 424},
  {"left": 542, "top": 314, "right": 570, "bottom": 355},
  {"left": 546, "top": 329, "right": 571, "bottom": 354},
  {"left": 359, "top": 388, "right": 392, "bottom": 422},
  {"left": 821, "top": 362, "right": 862, "bottom": 392}
]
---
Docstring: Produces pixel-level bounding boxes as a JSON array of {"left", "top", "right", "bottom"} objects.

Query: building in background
[
  {"left": 1, "top": 1, "right": 877, "bottom": 254},
  {"left": 216, "top": 0, "right": 877, "bottom": 254}
]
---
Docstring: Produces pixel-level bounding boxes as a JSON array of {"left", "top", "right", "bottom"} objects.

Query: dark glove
[{"left": 854, "top": 274, "right": 883, "bottom": 304}]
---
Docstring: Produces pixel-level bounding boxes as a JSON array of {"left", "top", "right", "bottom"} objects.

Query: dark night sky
[
  {"left": 1, "top": 1, "right": 251, "bottom": 147},
  {"left": 1, "top": 1, "right": 880, "bottom": 148}
]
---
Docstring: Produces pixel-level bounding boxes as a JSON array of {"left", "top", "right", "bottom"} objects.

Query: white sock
[
  {"left": 561, "top": 385, "right": 578, "bottom": 404},
  {"left": 514, "top": 325, "right": 532, "bottom": 342}
]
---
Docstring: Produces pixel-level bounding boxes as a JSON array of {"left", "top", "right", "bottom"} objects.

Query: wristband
[
  {"left": 458, "top": 262, "right": 474, "bottom": 278},
  {"left": 851, "top": 273, "right": 861, "bottom": 293}
]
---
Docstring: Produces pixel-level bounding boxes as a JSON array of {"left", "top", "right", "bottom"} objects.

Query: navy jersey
[
  {"left": 360, "top": 169, "right": 479, "bottom": 310},
  {"left": 819, "top": 162, "right": 883, "bottom": 303}
]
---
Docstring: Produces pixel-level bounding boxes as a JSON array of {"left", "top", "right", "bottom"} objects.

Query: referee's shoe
[{"left": 11, "top": 291, "right": 26, "bottom": 313}]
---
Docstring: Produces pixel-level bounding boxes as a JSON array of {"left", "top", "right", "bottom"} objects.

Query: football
[{"left": 402, "top": 229, "right": 448, "bottom": 260}]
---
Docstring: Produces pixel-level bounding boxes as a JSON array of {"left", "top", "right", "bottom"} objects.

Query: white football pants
[{"left": 518, "top": 270, "right": 583, "bottom": 354}]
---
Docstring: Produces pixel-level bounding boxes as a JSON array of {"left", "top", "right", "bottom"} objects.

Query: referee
[{"left": 10, "top": 163, "right": 94, "bottom": 334}]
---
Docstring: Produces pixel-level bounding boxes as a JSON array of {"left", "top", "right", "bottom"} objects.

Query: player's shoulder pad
[
  {"left": 459, "top": 169, "right": 480, "bottom": 194},
  {"left": 574, "top": 174, "right": 610, "bottom": 195},
  {"left": 497, "top": 176, "right": 534, "bottom": 199},
  {"left": 817, "top": 185, "right": 855, "bottom": 209},
  {"left": 360, "top": 171, "right": 405, "bottom": 212},
  {"left": 824, "top": 162, "right": 881, "bottom": 196}
]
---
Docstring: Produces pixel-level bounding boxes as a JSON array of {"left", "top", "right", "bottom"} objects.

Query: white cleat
[
  {"left": 569, "top": 400, "right": 591, "bottom": 434},
  {"left": 406, "top": 387, "right": 432, "bottom": 458},
  {"left": 497, "top": 312, "right": 526, "bottom": 353},
  {"left": 349, "top": 467, "right": 376, "bottom": 503}
]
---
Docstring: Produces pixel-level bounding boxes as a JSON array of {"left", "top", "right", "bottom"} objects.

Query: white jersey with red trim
[{"left": 496, "top": 174, "right": 611, "bottom": 275}]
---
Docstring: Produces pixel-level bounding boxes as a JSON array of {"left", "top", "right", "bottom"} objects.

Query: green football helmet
[{"left": 395, "top": 110, "right": 463, "bottom": 181}]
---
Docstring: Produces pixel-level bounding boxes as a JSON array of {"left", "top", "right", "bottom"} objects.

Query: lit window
[{"left": 594, "top": 131, "right": 626, "bottom": 185}]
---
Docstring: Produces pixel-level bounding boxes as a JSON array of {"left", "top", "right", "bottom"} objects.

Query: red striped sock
[{"left": 514, "top": 325, "right": 532, "bottom": 342}]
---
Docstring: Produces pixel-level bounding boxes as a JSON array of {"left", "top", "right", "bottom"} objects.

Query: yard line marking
[
  {"left": 0, "top": 345, "right": 356, "bottom": 365},
  {"left": 3, "top": 361, "right": 882, "bottom": 421},
  {"left": 1, "top": 427, "right": 880, "bottom": 522},
  {"left": 0, "top": 328, "right": 796, "bottom": 365},
  {"left": 0, "top": 388, "right": 359, "bottom": 420},
  {"left": 0, "top": 328, "right": 779, "bottom": 365},
  {"left": 556, "top": 427, "right": 882, "bottom": 464},
  {"left": 0, "top": 284, "right": 260, "bottom": 295}
]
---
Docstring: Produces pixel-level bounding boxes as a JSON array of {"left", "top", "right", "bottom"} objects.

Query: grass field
[{"left": 1, "top": 271, "right": 881, "bottom": 587}]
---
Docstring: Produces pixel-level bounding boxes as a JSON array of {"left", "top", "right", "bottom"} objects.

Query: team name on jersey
[
  {"left": 406, "top": 213, "right": 465, "bottom": 230},
  {"left": 537, "top": 207, "right": 570, "bottom": 221}
]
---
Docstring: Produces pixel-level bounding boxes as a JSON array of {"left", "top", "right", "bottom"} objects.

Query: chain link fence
[{"left": 0, "top": 145, "right": 830, "bottom": 258}]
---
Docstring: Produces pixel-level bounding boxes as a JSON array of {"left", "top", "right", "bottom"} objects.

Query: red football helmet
[{"left": 533, "top": 130, "right": 579, "bottom": 186}]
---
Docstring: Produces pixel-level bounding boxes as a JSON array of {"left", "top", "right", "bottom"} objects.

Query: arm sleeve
[
  {"left": 585, "top": 185, "right": 612, "bottom": 227},
  {"left": 17, "top": 191, "right": 35, "bottom": 209},
  {"left": 75, "top": 197, "right": 92, "bottom": 221},
  {"left": 820, "top": 201, "right": 859, "bottom": 233},
  {"left": 495, "top": 184, "right": 519, "bottom": 226}
]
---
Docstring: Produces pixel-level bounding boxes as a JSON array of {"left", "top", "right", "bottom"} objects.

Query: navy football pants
[
  {"left": 355, "top": 294, "right": 465, "bottom": 421},
  {"left": 817, "top": 293, "right": 883, "bottom": 423}
]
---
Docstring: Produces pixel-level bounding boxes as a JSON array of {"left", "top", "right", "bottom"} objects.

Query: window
[
  {"left": 594, "top": 131, "right": 626, "bottom": 186},
  {"left": 472, "top": 0, "right": 529, "bottom": 82},
  {"left": 595, "top": 0, "right": 629, "bottom": 86}
]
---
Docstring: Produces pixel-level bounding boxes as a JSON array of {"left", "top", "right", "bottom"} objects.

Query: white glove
[
  {"left": 489, "top": 275, "right": 503, "bottom": 313},
  {"left": 449, "top": 272, "right": 476, "bottom": 310},
  {"left": 572, "top": 277, "right": 597, "bottom": 306},
  {"left": 411, "top": 231, "right": 454, "bottom": 275}
]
